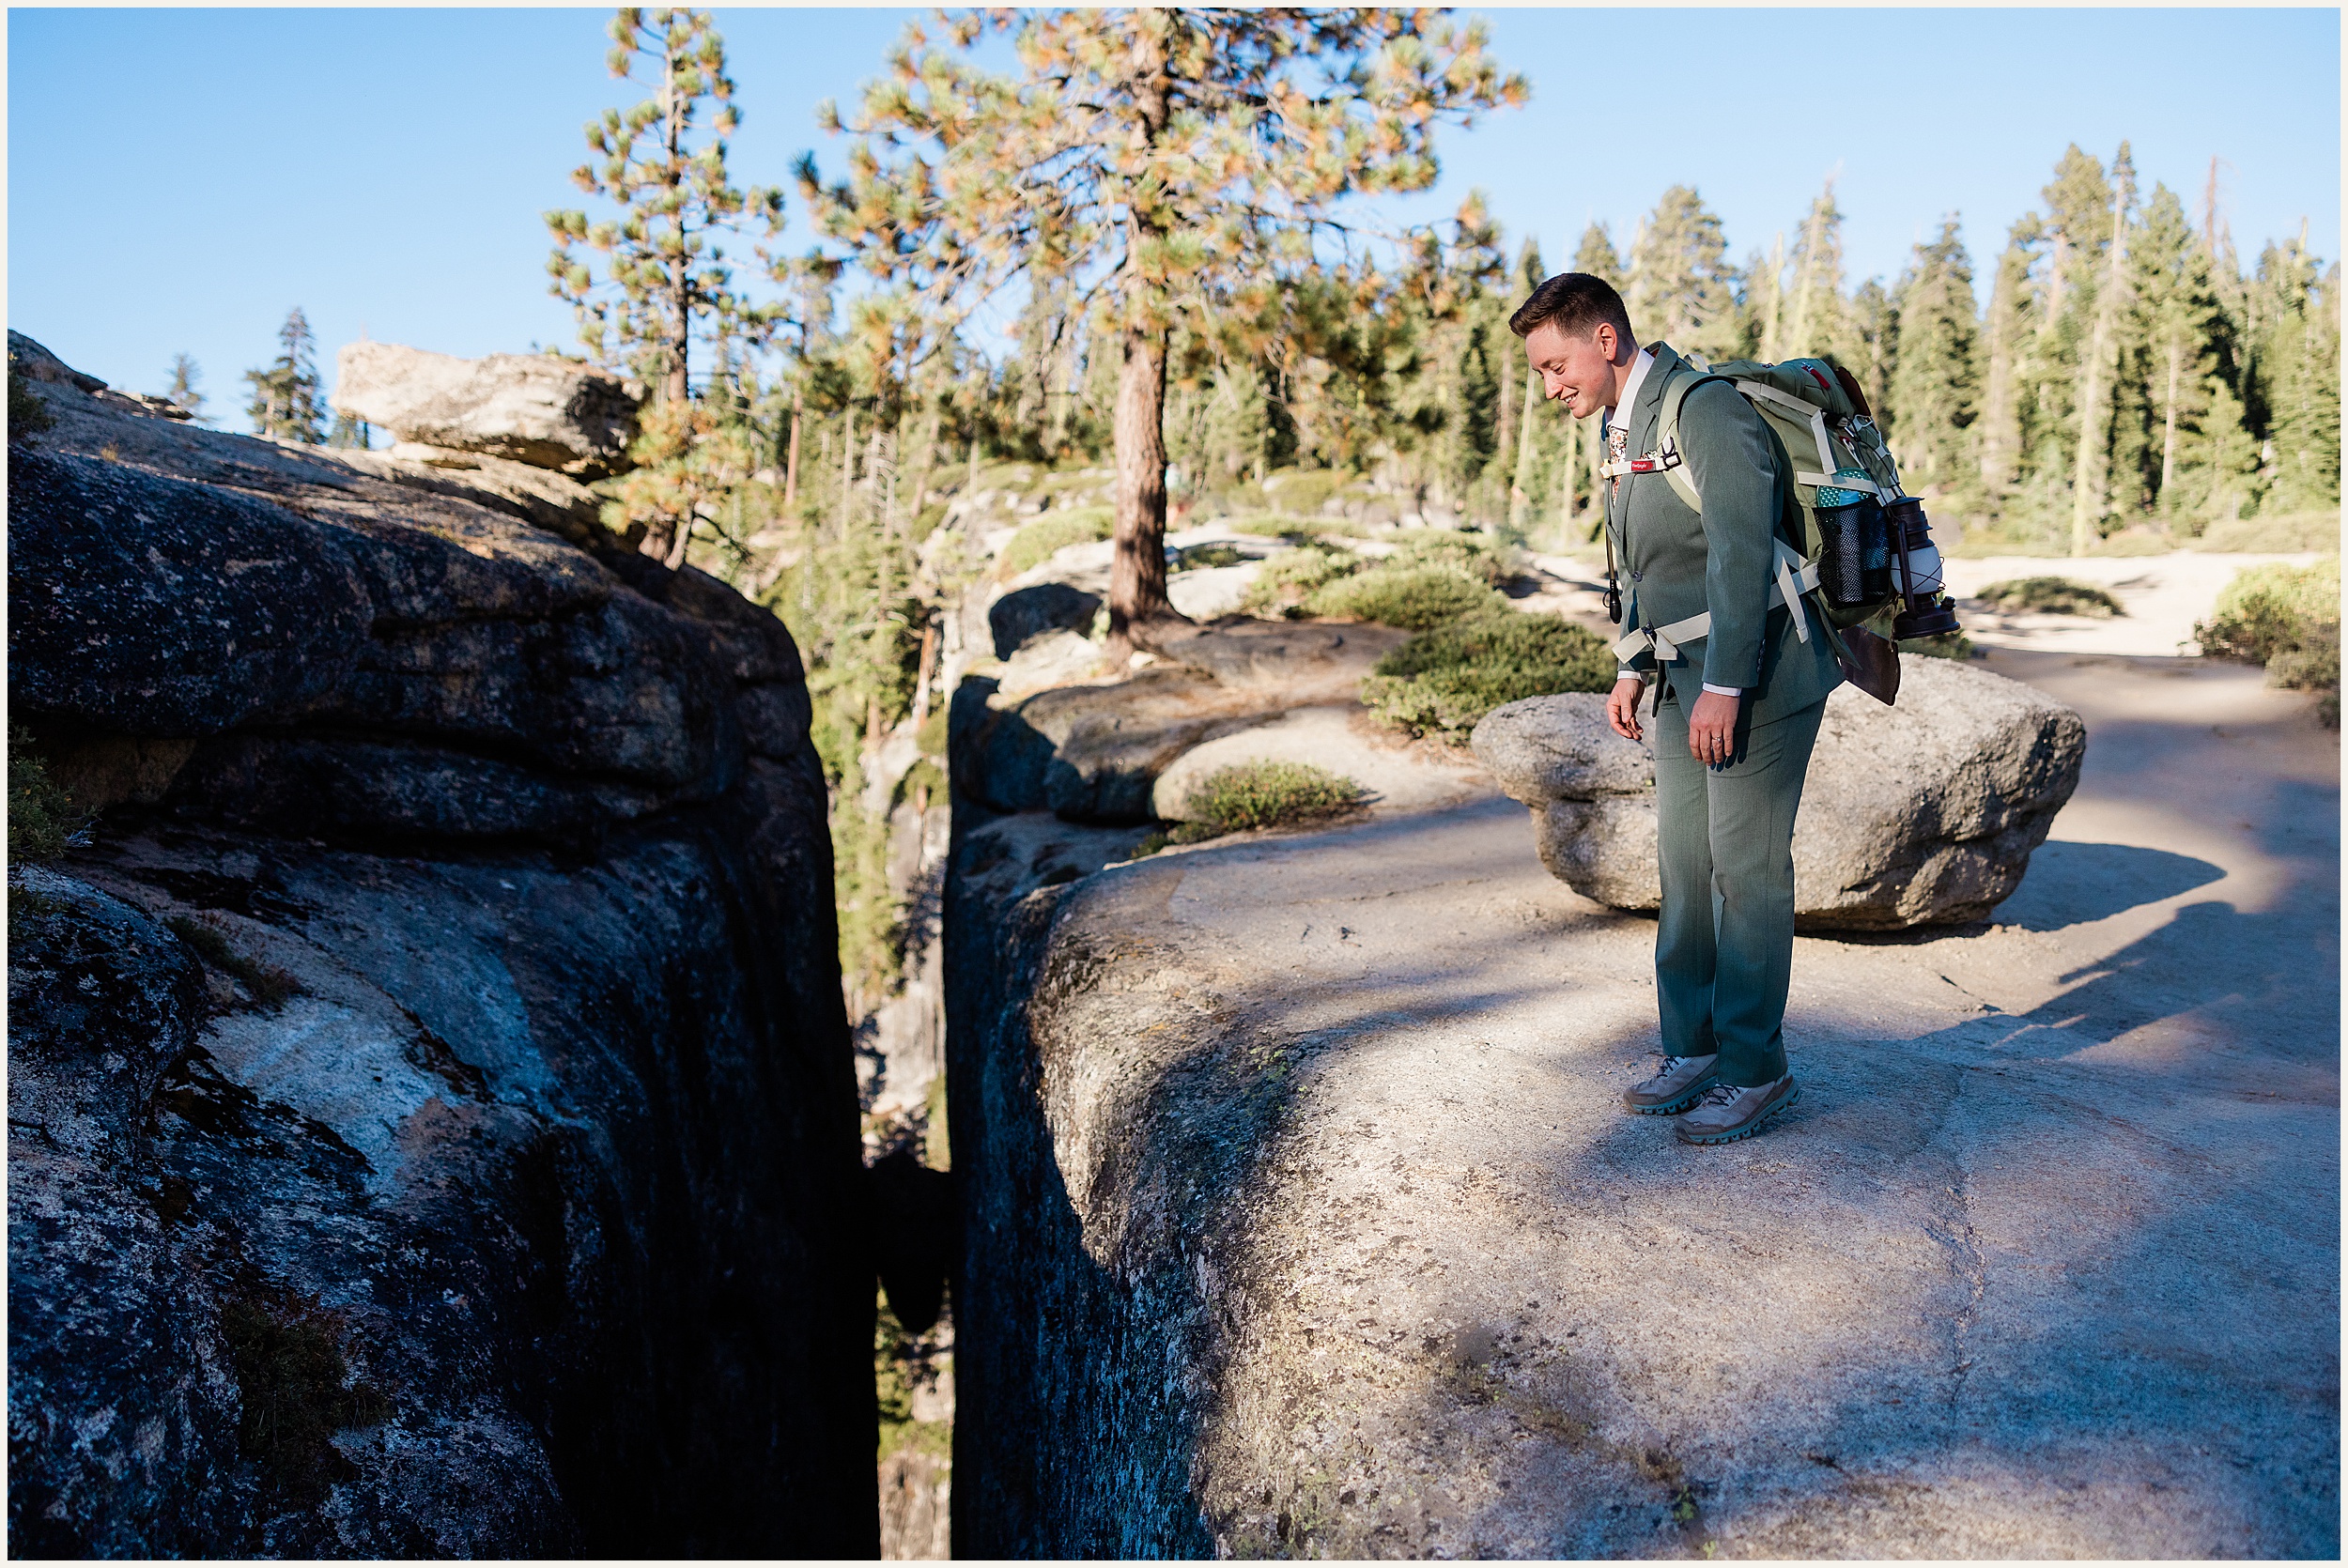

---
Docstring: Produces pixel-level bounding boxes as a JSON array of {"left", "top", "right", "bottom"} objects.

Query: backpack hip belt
[{"left": 1609, "top": 538, "right": 1821, "bottom": 667}]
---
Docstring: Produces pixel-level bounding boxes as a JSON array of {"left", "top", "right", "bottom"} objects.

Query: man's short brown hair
[{"left": 1508, "top": 272, "right": 1635, "bottom": 344}]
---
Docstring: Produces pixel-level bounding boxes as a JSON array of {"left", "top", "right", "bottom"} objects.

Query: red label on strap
[
  {"left": 1807, "top": 365, "right": 1832, "bottom": 392},
  {"left": 1630, "top": 458, "right": 1658, "bottom": 472}
]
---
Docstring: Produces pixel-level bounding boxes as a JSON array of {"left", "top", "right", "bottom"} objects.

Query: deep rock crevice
[{"left": 8, "top": 361, "right": 878, "bottom": 1557}]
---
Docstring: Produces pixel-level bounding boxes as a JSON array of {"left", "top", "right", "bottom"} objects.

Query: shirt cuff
[{"left": 1700, "top": 683, "right": 1743, "bottom": 698}]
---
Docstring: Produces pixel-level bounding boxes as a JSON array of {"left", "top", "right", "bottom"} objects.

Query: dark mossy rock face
[{"left": 7, "top": 369, "right": 875, "bottom": 1558}]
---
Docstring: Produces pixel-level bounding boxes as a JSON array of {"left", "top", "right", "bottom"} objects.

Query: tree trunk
[
  {"left": 2159, "top": 337, "right": 2182, "bottom": 502},
  {"left": 837, "top": 402, "right": 856, "bottom": 541},
  {"left": 1107, "top": 323, "right": 1179, "bottom": 652},
  {"left": 784, "top": 388, "right": 804, "bottom": 512},
  {"left": 2071, "top": 177, "right": 2133, "bottom": 556},
  {"left": 1557, "top": 403, "right": 1580, "bottom": 532},
  {"left": 1493, "top": 344, "right": 1515, "bottom": 505},
  {"left": 663, "top": 41, "right": 690, "bottom": 410},
  {"left": 1507, "top": 368, "right": 1538, "bottom": 534}
]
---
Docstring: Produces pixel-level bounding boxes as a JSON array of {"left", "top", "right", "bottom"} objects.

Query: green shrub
[
  {"left": 1173, "top": 543, "right": 1246, "bottom": 572},
  {"left": 8, "top": 728, "right": 81, "bottom": 868},
  {"left": 1361, "top": 608, "right": 1616, "bottom": 743},
  {"left": 1304, "top": 563, "right": 1506, "bottom": 630},
  {"left": 1167, "top": 760, "right": 1366, "bottom": 842},
  {"left": 221, "top": 1294, "right": 393, "bottom": 1500},
  {"left": 1384, "top": 529, "right": 1519, "bottom": 586},
  {"left": 8, "top": 368, "right": 54, "bottom": 443},
  {"left": 2197, "top": 512, "right": 2343, "bottom": 553},
  {"left": 1244, "top": 542, "right": 1362, "bottom": 616},
  {"left": 1000, "top": 506, "right": 1112, "bottom": 576},
  {"left": 2198, "top": 557, "right": 2341, "bottom": 725},
  {"left": 1972, "top": 576, "right": 2125, "bottom": 617},
  {"left": 1898, "top": 631, "right": 1975, "bottom": 660},
  {"left": 1261, "top": 469, "right": 1340, "bottom": 515}
]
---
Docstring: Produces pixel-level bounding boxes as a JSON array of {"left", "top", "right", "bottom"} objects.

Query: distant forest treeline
[{"left": 196, "top": 8, "right": 2339, "bottom": 1016}]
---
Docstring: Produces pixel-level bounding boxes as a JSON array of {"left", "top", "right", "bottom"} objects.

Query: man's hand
[
  {"left": 1607, "top": 675, "right": 1645, "bottom": 742},
  {"left": 1688, "top": 688, "right": 1740, "bottom": 765}
]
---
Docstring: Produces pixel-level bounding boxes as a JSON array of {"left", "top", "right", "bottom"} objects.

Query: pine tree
[
  {"left": 2071, "top": 143, "right": 2137, "bottom": 553},
  {"left": 1626, "top": 186, "right": 1740, "bottom": 361},
  {"left": 1573, "top": 223, "right": 1623, "bottom": 285},
  {"left": 163, "top": 353, "right": 209, "bottom": 423},
  {"left": 2124, "top": 184, "right": 2236, "bottom": 526},
  {"left": 242, "top": 308, "right": 327, "bottom": 443},
  {"left": 1506, "top": 238, "right": 1544, "bottom": 533},
  {"left": 806, "top": 9, "right": 1523, "bottom": 651},
  {"left": 1847, "top": 277, "right": 1896, "bottom": 427},
  {"left": 1564, "top": 223, "right": 1624, "bottom": 532},
  {"left": 545, "top": 8, "right": 787, "bottom": 407},
  {"left": 1886, "top": 219, "right": 1981, "bottom": 497},
  {"left": 1975, "top": 221, "right": 2036, "bottom": 499},
  {"left": 2258, "top": 240, "right": 2342, "bottom": 515},
  {"left": 1783, "top": 178, "right": 1856, "bottom": 367},
  {"left": 326, "top": 411, "right": 372, "bottom": 449}
]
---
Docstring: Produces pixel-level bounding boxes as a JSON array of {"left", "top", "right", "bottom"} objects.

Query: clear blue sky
[{"left": 8, "top": 8, "right": 2338, "bottom": 423}]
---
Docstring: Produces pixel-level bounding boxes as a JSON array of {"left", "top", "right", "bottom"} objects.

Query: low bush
[
  {"left": 999, "top": 507, "right": 1112, "bottom": 576},
  {"left": 1244, "top": 542, "right": 1361, "bottom": 616},
  {"left": 2197, "top": 557, "right": 2341, "bottom": 725},
  {"left": 1304, "top": 563, "right": 1506, "bottom": 631},
  {"left": 8, "top": 727, "right": 78, "bottom": 868},
  {"left": 1898, "top": 630, "right": 1975, "bottom": 660},
  {"left": 1260, "top": 469, "right": 1341, "bottom": 515},
  {"left": 1361, "top": 608, "right": 1616, "bottom": 743},
  {"left": 1972, "top": 576, "right": 2125, "bottom": 617},
  {"left": 1383, "top": 529, "right": 1520, "bottom": 586},
  {"left": 1164, "top": 760, "right": 1367, "bottom": 845},
  {"left": 2196, "top": 512, "right": 2343, "bottom": 553},
  {"left": 8, "top": 369, "right": 54, "bottom": 443},
  {"left": 1173, "top": 543, "right": 1247, "bottom": 572}
]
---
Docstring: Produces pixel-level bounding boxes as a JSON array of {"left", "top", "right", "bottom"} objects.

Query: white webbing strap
[
  {"left": 1732, "top": 377, "right": 1882, "bottom": 496},
  {"left": 1610, "top": 541, "right": 1820, "bottom": 665}
]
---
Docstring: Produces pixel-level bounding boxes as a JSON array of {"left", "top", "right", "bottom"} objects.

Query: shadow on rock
[{"left": 1987, "top": 840, "right": 2227, "bottom": 931}]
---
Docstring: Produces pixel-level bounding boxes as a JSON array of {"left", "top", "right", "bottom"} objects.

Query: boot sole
[
  {"left": 1625, "top": 1081, "right": 1717, "bottom": 1115},
  {"left": 1676, "top": 1083, "right": 1800, "bottom": 1144}
]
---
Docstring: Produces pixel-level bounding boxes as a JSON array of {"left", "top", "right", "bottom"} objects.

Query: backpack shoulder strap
[{"left": 1652, "top": 368, "right": 1730, "bottom": 512}]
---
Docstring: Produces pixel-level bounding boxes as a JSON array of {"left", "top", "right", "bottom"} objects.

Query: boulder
[
  {"left": 989, "top": 581, "right": 1103, "bottom": 659},
  {"left": 11, "top": 329, "right": 193, "bottom": 420},
  {"left": 331, "top": 342, "right": 641, "bottom": 477},
  {"left": 1470, "top": 656, "right": 2087, "bottom": 929},
  {"left": 7, "top": 369, "right": 875, "bottom": 1554},
  {"left": 951, "top": 620, "right": 1412, "bottom": 823}
]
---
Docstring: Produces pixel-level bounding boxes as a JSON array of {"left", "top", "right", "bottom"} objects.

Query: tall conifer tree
[
  {"left": 242, "top": 308, "right": 327, "bottom": 443},
  {"left": 1626, "top": 186, "right": 1740, "bottom": 361},
  {"left": 546, "top": 8, "right": 787, "bottom": 407},
  {"left": 163, "top": 353, "right": 209, "bottom": 423},
  {"left": 806, "top": 8, "right": 1523, "bottom": 651},
  {"left": 1887, "top": 220, "right": 1981, "bottom": 496}
]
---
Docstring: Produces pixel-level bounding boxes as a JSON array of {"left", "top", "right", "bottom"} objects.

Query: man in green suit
[{"left": 1510, "top": 273, "right": 1842, "bottom": 1145}]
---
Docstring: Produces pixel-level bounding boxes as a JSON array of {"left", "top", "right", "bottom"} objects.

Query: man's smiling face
[{"left": 1523, "top": 318, "right": 1623, "bottom": 420}]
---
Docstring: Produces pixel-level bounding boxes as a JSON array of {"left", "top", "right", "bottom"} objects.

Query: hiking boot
[
  {"left": 1622, "top": 1053, "right": 1720, "bottom": 1115},
  {"left": 1674, "top": 1075, "right": 1800, "bottom": 1145}
]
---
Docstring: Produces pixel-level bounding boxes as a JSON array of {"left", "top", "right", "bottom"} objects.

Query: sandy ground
[
  {"left": 1064, "top": 609, "right": 2338, "bottom": 1554},
  {"left": 1529, "top": 546, "right": 2330, "bottom": 660}
]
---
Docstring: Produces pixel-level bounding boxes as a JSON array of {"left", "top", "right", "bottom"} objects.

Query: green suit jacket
[{"left": 1604, "top": 343, "right": 1843, "bottom": 727}]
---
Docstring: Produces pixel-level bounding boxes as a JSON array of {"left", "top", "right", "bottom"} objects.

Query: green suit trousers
[{"left": 1649, "top": 687, "right": 1828, "bottom": 1087}]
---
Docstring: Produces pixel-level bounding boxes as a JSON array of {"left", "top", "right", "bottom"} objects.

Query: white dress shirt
[{"left": 1606, "top": 346, "right": 1741, "bottom": 699}]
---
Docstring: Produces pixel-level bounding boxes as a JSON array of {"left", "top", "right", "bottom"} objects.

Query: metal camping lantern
[{"left": 1883, "top": 496, "right": 1961, "bottom": 638}]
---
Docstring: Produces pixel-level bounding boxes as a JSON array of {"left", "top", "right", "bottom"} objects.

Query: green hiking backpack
[{"left": 1646, "top": 354, "right": 1908, "bottom": 633}]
